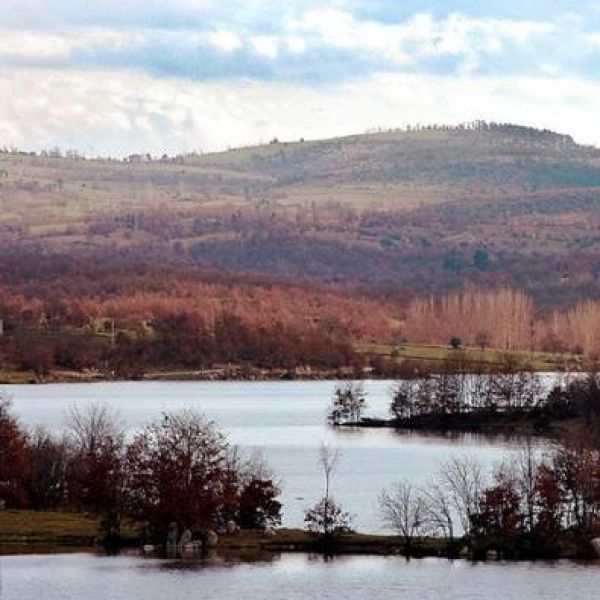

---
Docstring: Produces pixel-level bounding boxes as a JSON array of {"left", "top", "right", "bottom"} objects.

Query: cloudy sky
[{"left": 2, "top": 1, "right": 600, "bottom": 155}]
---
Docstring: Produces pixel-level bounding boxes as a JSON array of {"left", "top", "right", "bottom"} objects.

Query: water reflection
[
  {"left": 137, "top": 549, "right": 280, "bottom": 572},
  {"left": 3, "top": 552, "right": 600, "bottom": 600}
]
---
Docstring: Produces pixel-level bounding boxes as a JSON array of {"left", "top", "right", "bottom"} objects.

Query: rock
[
  {"left": 181, "top": 541, "right": 202, "bottom": 555},
  {"left": 179, "top": 528, "right": 193, "bottom": 546},
  {"left": 486, "top": 549, "right": 499, "bottom": 561},
  {"left": 226, "top": 520, "right": 238, "bottom": 535},
  {"left": 205, "top": 530, "right": 218, "bottom": 548},
  {"left": 591, "top": 538, "right": 600, "bottom": 557},
  {"left": 167, "top": 522, "right": 179, "bottom": 547}
]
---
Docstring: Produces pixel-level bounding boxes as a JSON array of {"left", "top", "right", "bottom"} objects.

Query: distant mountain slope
[
  {"left": 1, "top": 123, "right": 599, "bottom": 307},
  {"left": 199, "top": 123, "right": 600, "bottom": 191}
]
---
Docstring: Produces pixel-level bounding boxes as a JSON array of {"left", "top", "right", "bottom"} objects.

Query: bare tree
[
  {"left": 305, "top": 443, "right": 351, "bottom": 537},
  {"left": 65, "top": 402, "right": 124, "bottom": 453},
  {"left": 438, "top": 456, "right": 486, "bottom": 536},
  {"left": 24, "top": 426, "right": 69, "bottom": 510},
  {"left": 64, "top": 403, "right": 126, "bottom": 538},
  {"left": 422, "top": 481, "right": 455, "bottom": 540},
  {"left": 319, "top": 442, "right": 340, "bottom": 502},
  {"left": 379, "top": 479, "right": 425, "bottom": 550},
  {"left": 514, "top": 439, "right": 539, "bottom": 533},
  {"left": 390, "top": 380, "right": 415, "bottom": 421}
]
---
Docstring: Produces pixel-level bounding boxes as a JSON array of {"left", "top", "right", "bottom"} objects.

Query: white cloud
[
  {"left": 250, "top": 35, "right": 279, "bottom": 59},
  {"left": 285, "top": 35, "right": 307, "bottom": 54},
  {"left": 207, "top": 29, "right": 243, "bottom": 53},
  {"left": 584, "top": 31, "right": 600, "bottom": 47},
  {"left": 287, "top": 9, "right": 557, "bottom": 68},
  {"left": 1, "top": 66, "right": 599, "bottom": 156},
  {"left": 0, "top": 10, "right": 564, "bottom": 74},
  {"left": 0, "top": 29, "right": 138, "bottom": 63}
]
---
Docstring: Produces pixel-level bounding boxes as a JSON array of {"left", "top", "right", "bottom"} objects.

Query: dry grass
[
  {"left": 0, "top": 510, "right": 139, "bottom": 550},
  {"left": 356, "top": 342, "right": 581, "bottom": 371},
  {"left": 0, "top": 510, "right": 99, "bottom": 542}
]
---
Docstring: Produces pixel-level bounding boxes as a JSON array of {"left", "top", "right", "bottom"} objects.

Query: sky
[{"left": 1, "top": 1, "right": 600, "bottom": 156}]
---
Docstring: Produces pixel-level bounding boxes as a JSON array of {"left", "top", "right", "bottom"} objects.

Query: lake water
[
  {"left": 3, "top": 380, "right": 539, "bottom": 532},
  {"left": 3, "top": 552, "right": 599, "bottom": 600}
]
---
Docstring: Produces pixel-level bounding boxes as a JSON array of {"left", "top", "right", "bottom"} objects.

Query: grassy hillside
[{"left": 1, "top": 122, "right": 599, "bottom": 307}]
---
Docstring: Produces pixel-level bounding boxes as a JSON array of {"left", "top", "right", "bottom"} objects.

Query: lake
[
  {"left": 3, "top": 380, "right": 540, "bottom": 532},
  {"left": 3, "top": 552, "right": 600, "bottom": 600}
]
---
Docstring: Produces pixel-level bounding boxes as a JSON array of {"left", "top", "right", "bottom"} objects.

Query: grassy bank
[
  {"left": 0, "top": 510, "right": 439, "bottom": 556},
  {"left": 0, "top": 510, "right": 138, "bottom": 553},
  {"left": 356, "top": 342, "right": 583, "bottom": 372},
  {"left": 1, "top": 511, "right": 596, "bottom": 560}
]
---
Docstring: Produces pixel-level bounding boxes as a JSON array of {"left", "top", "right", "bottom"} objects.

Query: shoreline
[
  {"left": 338, "top": 414, "right": 580, "bottom": 438},
  {"left": 0, "top": 365, "right": 575, "bottom": 385},
  {"left": 0, "top": 368, "right": 361, "bottom": 385},
  {"left": 1, "top": 511, "right": 597, "bottom": 562}
]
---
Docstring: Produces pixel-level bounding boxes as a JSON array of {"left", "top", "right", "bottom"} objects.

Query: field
[{"left": 356, "top": 342, "right": 584, "bottom": 372}]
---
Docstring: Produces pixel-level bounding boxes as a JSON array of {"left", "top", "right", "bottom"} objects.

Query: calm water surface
[
  {"left": 4, "top": 380, "right": 539, "bottom": 532},
  {"left": 3, "top": 552, "right": 599, "bottom": 600}
]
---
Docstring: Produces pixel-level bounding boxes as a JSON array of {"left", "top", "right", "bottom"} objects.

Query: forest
[{"left": 0, "top": 254, "right": 598, "bottom": 378}]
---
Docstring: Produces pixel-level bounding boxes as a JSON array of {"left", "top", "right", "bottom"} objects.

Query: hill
[
  {"left": 0, "top": 122, "right": 599, "bottom": 375},
  {"left": 1, "top": 122, "right": 598, "bottom": 308}
]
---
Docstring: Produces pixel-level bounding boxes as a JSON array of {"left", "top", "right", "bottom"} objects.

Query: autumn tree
[
  {"left": 236, "top": 454, "right": 282, "bottom": 531},
  {"left": 65, "top": 403, "right": 126, "bottom": 542},
  {"left": 125, "top": 410, "right": 230, "bottom": 541},
  {"left": 0, "top": 396, "right": 29, "bottom": 507},
  {"left": 470, "top": 471, "right": 524, "bottom": 542},
  {"left": 24, "top": 426, "right": 69, "bottom": 510}
]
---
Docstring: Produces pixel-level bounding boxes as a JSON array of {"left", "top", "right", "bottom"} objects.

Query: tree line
[
  {"left": 0, "top": 398, "right": 281, "bottom": 546},
  {"left": 380, "top": 437, "right": 600, "bottom": 559},
  {"left": 0, "top": 256, "right": 598, "bottom": 380},
  {"left": 404, "top": 289, "right": 599, "bottom": 355},
  {"left": 330, "top": 371, "right": 600, "bottom": 436}
]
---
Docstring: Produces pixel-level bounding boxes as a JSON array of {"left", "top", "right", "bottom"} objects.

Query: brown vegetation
[{"left": 0, "top": 124, "right": 599, "bottom": 374}]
